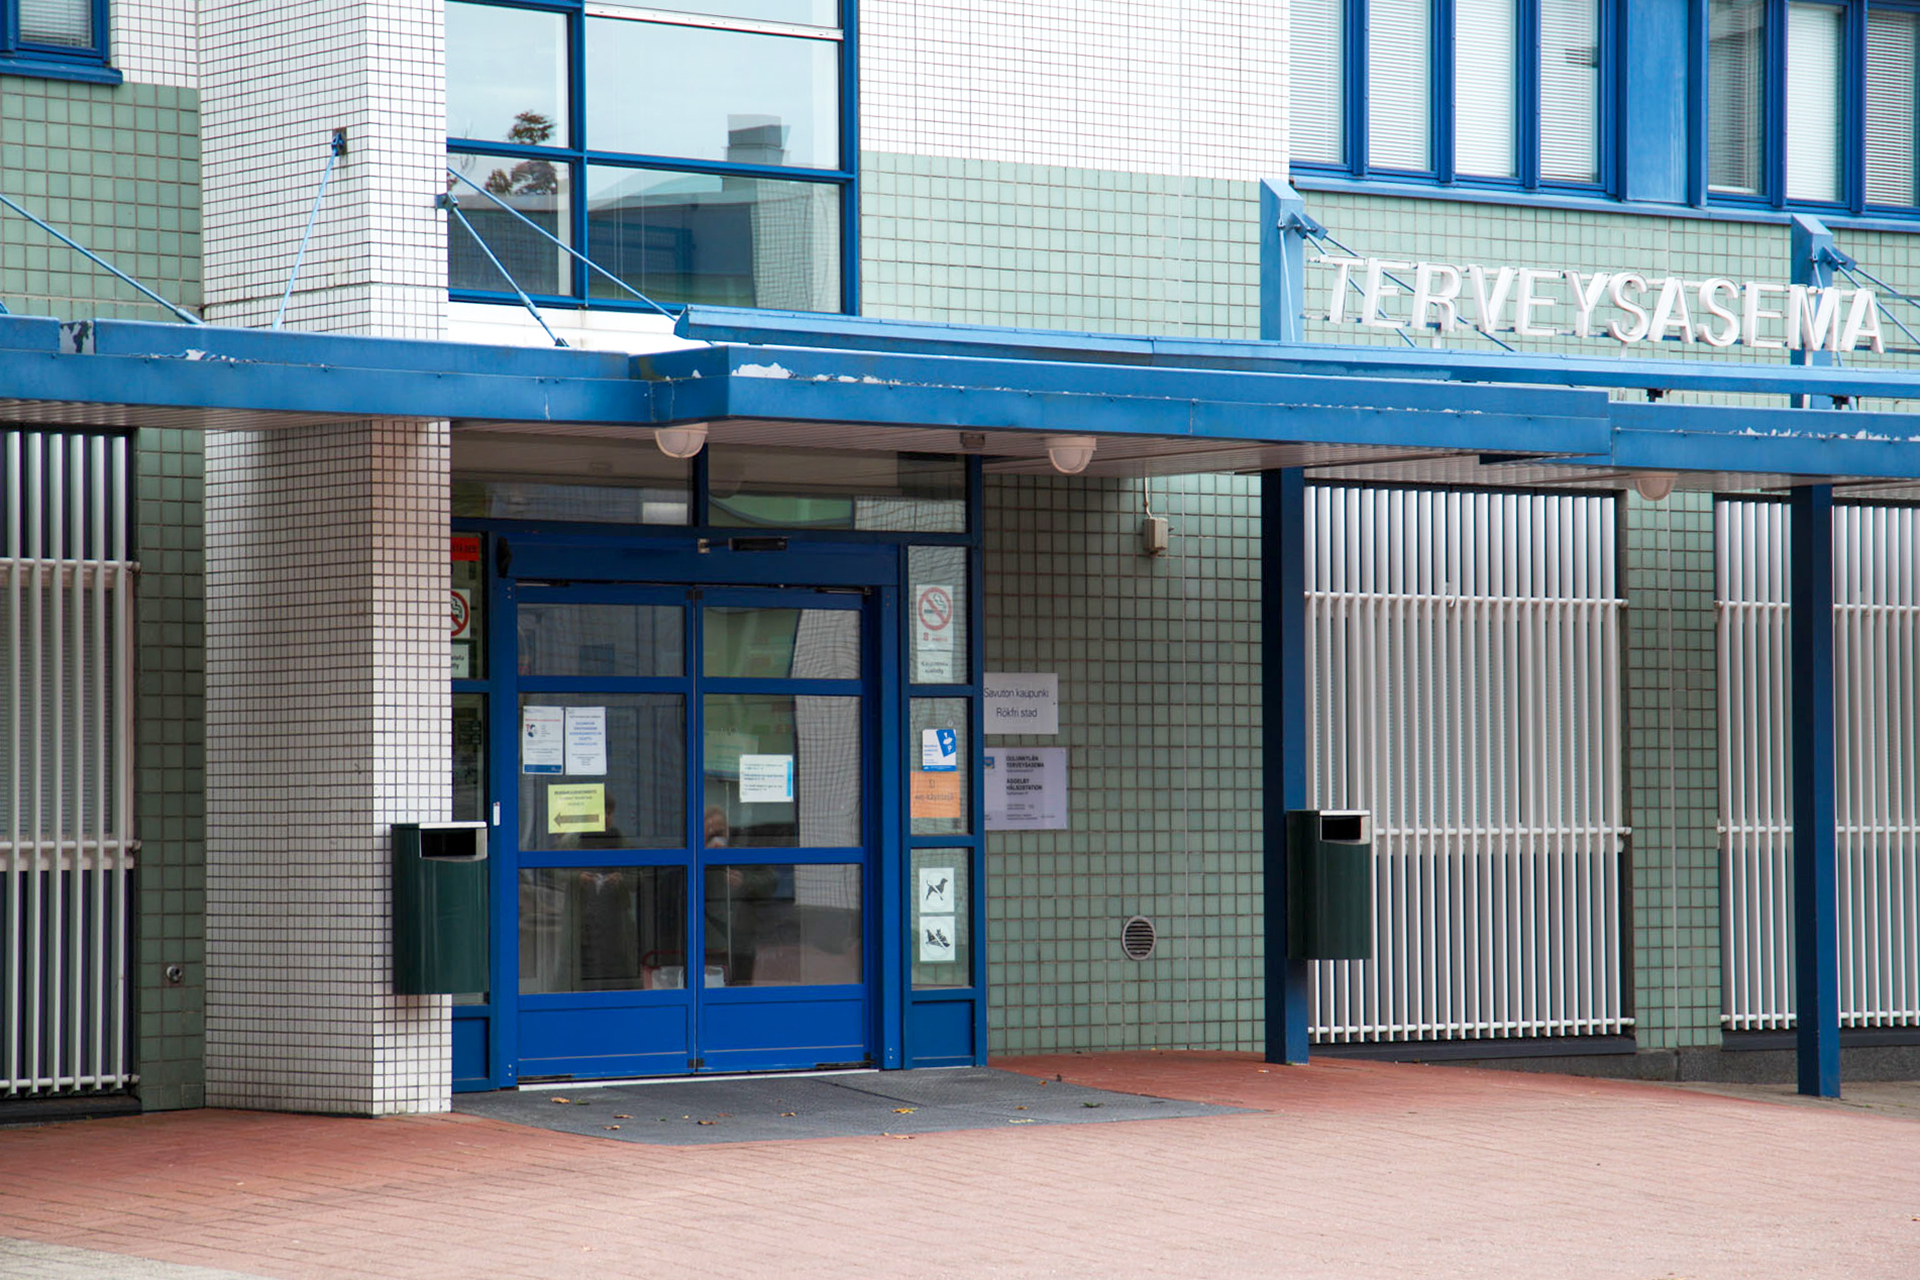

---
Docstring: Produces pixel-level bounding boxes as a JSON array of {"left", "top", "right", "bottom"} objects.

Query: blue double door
[{"left": 507, "top": 574, "right": 886, "bottom": 1078}]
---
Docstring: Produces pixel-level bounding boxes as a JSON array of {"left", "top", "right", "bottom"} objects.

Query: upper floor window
[
  {"left": 1708, "top": 0, "right": 1920, "bottom": 213},
  {"left": 2, "top": 0, "right": 112, "bottom": 75},
  {"left": 446, "top": 0, "right": 851, "bottom": 314},
  {"left": 1291, "top": 0, "right": 1605, "bottom": 188}
]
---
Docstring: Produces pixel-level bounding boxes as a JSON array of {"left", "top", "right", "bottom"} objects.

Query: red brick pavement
[{"left": 3, "top": 1053, "right": 1918, "bottom": 1279}]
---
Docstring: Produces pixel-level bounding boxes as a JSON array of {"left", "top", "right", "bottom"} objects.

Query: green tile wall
[
  {"left": 0, "top": 77, "right": 201, "bottom": 320},
  {"left": 1624, "top": 490, "right": 1722, "bottom": 1051},
  {"left": 132, "top": 428, "right": 206, "bottom": 1109},
  {"left": 983, "top": 473, "right": 1264, "bottom": 1055}
]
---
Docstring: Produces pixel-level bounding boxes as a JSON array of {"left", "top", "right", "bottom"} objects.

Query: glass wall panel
[
  {"left": 452, "top": 432, "right": 691, "bottom": 525},
  {"left": 1291, "top": 0, "right": 1345, "bottom": 164},
  {"left": 705, "top": 607, "right": 860, "bottom": 679},
  {"left": 587, "top": 19, "right": 839, "bottom": 169},
  {"left": 703, "top": 864, "right": 860, "bottom": 986},
  {"left": 703, "top": 694, "right": 860, "bottom": 847},
  {"left": 1454, "top": 0, "right": 1517, "bottom": 178},
  {"left": 910, "top": 848, "right": 970, "bottom": 989},
  {"left": 586, "top": 166, "right": 841, "bottom": 311},
  {"left": 446, "top": 2, "right": 570, "bottom": 146},
  {"left": 451, "top": 533, "right": 486, "bottom": 679},
  {"left": 593, "top": 0, "right": 839, "bottom": 27},
  {"left": 1867, "top": 10, "right": 1920, "bottom": 206},
  {"left": 1539, "top": 0, "right": 1601, "bottom": 183},
  {"left": 519, "top": 694, "right": 686, "bottom": 852},
  {"left": 1368, "top": 0, "right": 1432, "bottom": 170},
  {"left": 518, "top": 604, "right": 684, "bottom": 678},
  {"left": 448, "top": 151, "right": 572, "bottom": 295},
  {"left": 1708, "top": 0, "right": 1767, "bottom": 194},
  {"left": 707, "top": 448, "right": 965, "bottom": 532},
  {"left": 1785, "top": 2, "right": 1844, "bottom": 203},
  {"left": 519, "top": 866, "right": 688, "bottom": 993},
  {"left": 910, "top": 699, "right": 970, "bottom": 836},
  {"left": 453, "top": 694, "right": 487, "bottom": 824},
  {"left": 908, "top": 545, "right": 969, "bottom": 683}
]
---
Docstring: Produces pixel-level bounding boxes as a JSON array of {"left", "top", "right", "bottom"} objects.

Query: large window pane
[
  {"left": 452, "top": 432, "right": 690, "bottom": 525},
  {"left": 20, "top": 0, "right": 91, "bottom": 47},
  {"left": 587, "top": 19, "right": 840, "bottom": 169},
  {"left": 703, "top": 694, "right": 861, "bottom": 848},
  {"left": 704, "top": 864, "right": 860, "bottom": 986},
  {"left": 520, "top": 866, "right": 687, "bottom": 993},
  {"left": 705, "top": 607, "right": 860, "bottom": 679},
  {"left": 1867, "top": 10, "right": 1920, "bottom": 206},
  {"left": 1455, "top": 0, "right": 1517, "bottom": 178},
  {"left": 1709, "top": 0, "right": 1767, "bottom": 194},
  {"left": 1369, "top": 0, "right": 1432, "bottom": 170},
  {"left": 518, "top": 604, "right": 685, "bottom": 678},
  {"left": 1785, "top": 3, "right": 1844, "bottom": 203},
  {"left": 587, "top": 166, "right": 841, "bottom": 311},
  {"left": 1539, "top": 0, "right": 1601, "bottom": 183},
  {"left": 593, "top": 0, "right": 839, "bottom": 28},
  {"left": 446, "top": 2, "right": 569, "bottom": 147},
  {"left": 519, "top": 694, "right": 686, "bottom": 852},
  {"left": 448, "top": 152, "right": 572, "bottom": 296},
  {"left": 1291, "top": 0, "right": 1345, "bottom": 164},
  {"left": 707, "top": 448, "right": 965, "bottom": 532}
]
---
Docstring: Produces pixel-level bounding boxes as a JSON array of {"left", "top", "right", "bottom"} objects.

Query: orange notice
[{"left": 911, "top": 771, "right": 963, "bottom": 820}]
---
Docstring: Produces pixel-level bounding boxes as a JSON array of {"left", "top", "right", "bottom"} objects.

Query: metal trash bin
[
  {"left": 1285, "top": 809, "right": 1373, "bottom": 960},
  {"left": 392, "top": 821, "right": 489, "bottom": 994}
]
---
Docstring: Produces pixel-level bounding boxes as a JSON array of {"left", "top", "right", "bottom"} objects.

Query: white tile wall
[
  {"left": 861, "top": 0, "right": 1287, "bottom": 182},
  {"left": 199, "top": 0, "right": 447, "bottom": 337},
  {"left": 112, "top": 0, "right": 198, "bottom": 89},
  {"left": 203, "top": 421, "right": 452, "bottom": 1116}
]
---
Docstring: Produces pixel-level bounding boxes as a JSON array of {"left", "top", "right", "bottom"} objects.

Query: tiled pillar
[
  {"left": 1624, "top": 490, "right": 1723, "bottom": 1056},
  {"left": 199, "top": 2, "right": 452, "bottom": 1114}
]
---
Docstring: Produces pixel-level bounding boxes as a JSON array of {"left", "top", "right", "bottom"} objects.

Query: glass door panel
[
  {"left": 517, "top": 693, "right": 685, "bottom": 852},
  {"left": 702, "top": 693, "right": 861, "bottom": 848}
]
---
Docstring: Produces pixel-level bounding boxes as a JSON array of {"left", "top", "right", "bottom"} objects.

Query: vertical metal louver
[
  {"left": 1305, "top": 486, "right": 1629, "bottom": 1043},
  {"left": 1, "top": 432, "right": 136, "bottom": 1098}
]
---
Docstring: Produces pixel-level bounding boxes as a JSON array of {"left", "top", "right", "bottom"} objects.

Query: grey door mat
[
  {"left": 0, "top": 1239, "right": 272, "bottom": 1280},
  {"left": 452, "top": 1066, "right": 1247, "bottom": 1145}
]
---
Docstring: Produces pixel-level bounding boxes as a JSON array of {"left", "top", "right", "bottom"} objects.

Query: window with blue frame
[
  {"left": 1291, "top": 0, "right": 1605, "bottom": 188},
  {"left": 1707, "top": 0, "right": 1920, "bottom": 213},
  {"left": 445, "top": 0, "right": 851, "bottom": 313},
  {"left": 2, "top": 0, "right": 112, "bottom": 76}
]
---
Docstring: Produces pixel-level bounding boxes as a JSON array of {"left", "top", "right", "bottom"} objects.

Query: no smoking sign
[{"left": 914, "top": 583, "right": 956, "bottom": 683}]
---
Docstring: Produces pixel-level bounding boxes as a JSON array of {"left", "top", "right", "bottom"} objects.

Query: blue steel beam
[
  {"left": 1789, "top": 485, "right": 1841, "bottom": 1098},
  {"left": 1610, "top": 420, "right": 1920, "bottom": 483},
  {"left": 1262, "top": 468, "right": 1312, "bottom": 1065}
]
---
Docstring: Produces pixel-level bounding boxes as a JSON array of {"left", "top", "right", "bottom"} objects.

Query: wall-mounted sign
[
  {"left": 985, "top": 748, "right": 1068, "bottom": 830},
  {"left": 984, "top": 672, "right": 1058, "bottom": 735},
  {"left": 1315, "top": 255, "right": 1885, "bottom": 353}
]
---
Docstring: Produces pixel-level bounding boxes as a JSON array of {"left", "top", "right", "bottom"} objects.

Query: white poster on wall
[
  {"left": 984, "top": 672, "right": 1058, "bottom": 735},
  {"left": 984, "top": 748, "right": 1068, "bottom": 829}
]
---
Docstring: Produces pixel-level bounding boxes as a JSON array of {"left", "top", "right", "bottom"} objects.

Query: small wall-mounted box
[{"left": 392, "top": 821, "right": 489, "bottom": 995}]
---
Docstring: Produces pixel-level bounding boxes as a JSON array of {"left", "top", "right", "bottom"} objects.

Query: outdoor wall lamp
[
  {"left": 1632, "top": 471, "right": 1679, "bottom": 502},
  {"left": 655, "top": 424, "right": 709, "bottom": 459},
  {"left": 1045, "top": 435, "right": 1097, "bottom": 475}
]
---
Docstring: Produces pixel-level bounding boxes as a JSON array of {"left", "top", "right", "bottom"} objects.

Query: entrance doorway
[{"left": 509, "top": 580, "right": 881, "bottom": 1078}]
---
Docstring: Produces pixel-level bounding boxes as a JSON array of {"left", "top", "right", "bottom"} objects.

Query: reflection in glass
[
  {"left": 703, "top": 695, "right": 859, "bottom": 848},
  {"left": 704, "top": 864, "right": 860, "bottom": 986},
  {"left": 453, "top": 694, "right": 487, "bottom": 823},
  {"left": 592, "top": 0, "right": 839, "bottom": 27},
  {"left": 448, "top": 151, "right": 572, "bottom": 295},
  {"left": 704, "top": 607, "right": 858, "bottom": 679},
  {"left": 911, "top": 849, "right": 969, "bottom": 989},
  {"left": 519, "top": 866, "right": 687, "bottom": 993},
  {"left": 520, "top": 695, "right": 686, "bottom": 852},
  {"left": 586, "top": 166, "right": 840, "bottom": 311},
  {"left": 519, "top": 604, "right": 684, "bottom": 678},
  {"left": 908, "top": 545, "right": 969, "bottom": 682},
  {"left": 451, "top": 532, "right": 486, "bottom": 679},
  {"left": 587, "top": 20, "right": 839, "bottom": 169},
  {"left": 708, "top": 449, "right": 965, "bottom": 532},
  {"left": 452, "top": 432, "right": 691, "bottom": 525},
  {"left": 446, "top": 2, "right": 570, "bottom": 145}
]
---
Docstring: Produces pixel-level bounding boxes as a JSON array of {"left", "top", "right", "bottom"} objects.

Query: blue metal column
[
  {"left": 1789, "top": 214, "right": 1837, "bottom": 410},
  {"left": 1259, "top": 181, "right": 1318, "bottom": 343},
  {"left": 1263, "top": 467, "right": 1311, "bottom": 1063},
  {"left": 1790, "top": 484, "right": 1840, "bottom": 1097}
]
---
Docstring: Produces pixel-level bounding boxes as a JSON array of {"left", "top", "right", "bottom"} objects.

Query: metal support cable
[
  {"left": 443, "top": 166, "right": 675, "bottom": 318},
  {"left": 1301, "top": 230, "right": 1417, "bottom": 348},
  {"left": 0, "top": 192, "right": 200, "bottom": 325},
  {"left": 439, "top": 194, "right": 567, "bottom": 347},
  {"left": 1306, "top": 228, "right": 1517, "bottom": 353},
  {"left": 1835, "top": 266, "right": 1920, "bottom": 354},
  {"left": 274, "top": 130, "right": 347, "bottom": 331}
]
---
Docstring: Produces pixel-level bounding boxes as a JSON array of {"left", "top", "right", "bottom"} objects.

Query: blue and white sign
[
  {"left": 921, "top": 727, "right": 959, "bottom": 772},
  {"left": 738, "top": 754, "right": 795, "bottom": 804}
]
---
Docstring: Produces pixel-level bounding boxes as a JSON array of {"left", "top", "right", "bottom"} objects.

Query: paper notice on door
[
  {"left": 547, "top": 782, "right": 607, "bottom": 835},
  {"left": 911, "top": 770, "right": 962, "bottom": 820},
  {"left": 564, "top": 706, "right": 607, "bottom": 776},
  {"left": 921, "top": 727, "right": 958, "bottom": 771},
  {"left": 522, "top": 705, "right": 565, "bottom": 774},
  {"left": 738, "top": 754, "right": 795, "bottom": 803},
  {"left": 919, "top": 916, "right": 957, "bottom": 963}
]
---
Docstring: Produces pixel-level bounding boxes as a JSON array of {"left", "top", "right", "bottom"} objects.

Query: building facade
[{"left": 2, "top": 0, "right": 1919, "bottom": 1116}]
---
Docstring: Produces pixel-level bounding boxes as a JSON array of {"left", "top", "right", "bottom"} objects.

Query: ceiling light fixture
[
  {"left": 654, "top": 423, "right": 708, "bottom": 459},
  {"left": 1045, "top": 435, "right": 1097, "bottom": 475},
  {"left": 1632, "top": 471, "right": 1678, "bottom": 502}
]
